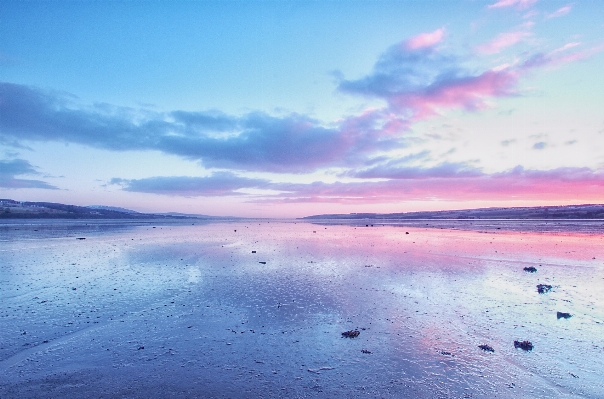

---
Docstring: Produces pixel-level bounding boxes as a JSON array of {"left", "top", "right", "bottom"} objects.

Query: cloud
[
  {"left": 0, "top": 82, "right": 377, "bottom": 173},
  {"left": 338, "top": 43, "right": 519, "bottom": 119},
  {"left": 110, "top": 164, "right": 604, "bottom": 204},
  {"left": 488, "top": 0, "right": 537, "bottom": 10},
  {"left": 522, "top": 43, "right": 604, "bottom": 69},
  {"left": 546, "top": 5, "right": 572, "bottom": 19},
  {"left": 549, "top": 42, "right": 581, "bottom": 55},
  {"left": 476, "top": 30, "right": 532, "bottom": 54},
  {"left": 404, "top": 28, "right": 446, "bottom": 50},
  {"left": 258, "top": 166, "right": 604, "bottom": 204},
  {"left": 0, "top": 158, "right": 58, "bottom": 189},
  {"left": 0, "top": 30, "right": 597, "bottom": 180},
  {"left": 110, "top": 172, "right": 270, "bottom": 196},
  {"left": 346, "top": 160, "right": 482, "bottom": 179}
]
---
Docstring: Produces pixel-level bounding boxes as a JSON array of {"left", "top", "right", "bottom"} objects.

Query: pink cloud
[
  {"left": 552, "top": 44, "right": 604, "bottom": 65},
  {"left": 476, "top": 31, "right": 531, "bottom": 54},
  {"left": 391, "top": 69, "right": 519, "bottom": 120},
  {"left": 257, "top": 167, "right": 604, "bottom": 204},
  {"left": 523, "top": 43, "right": 604, "bottom": 69},
  {"left": 546, "top": 4, "right": 572, "bottom": 19},
  {"left": 340, "top": 30, "right": 527, "bottom": 124},
  {"left": 550, "top": 42, "right": 581, "bottom": 54},
  {"left": 488, "top": 0, "right": 537, "bottom": 10},
  {"left": 404, "top": 28, "right": 446, "bottom": 50}
]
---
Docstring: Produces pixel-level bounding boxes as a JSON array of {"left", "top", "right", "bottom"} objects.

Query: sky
[{"left": 1, "top": 0, "right": 603, "bottom": 218}]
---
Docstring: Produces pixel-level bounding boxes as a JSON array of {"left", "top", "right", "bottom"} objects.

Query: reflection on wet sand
[{"left": 0, "top": 221, "right": 602, "bottom": 398}]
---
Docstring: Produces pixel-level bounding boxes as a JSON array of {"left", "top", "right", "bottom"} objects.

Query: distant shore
[{"left": 302, "top": 204, "right": 604, "bottom": 221}]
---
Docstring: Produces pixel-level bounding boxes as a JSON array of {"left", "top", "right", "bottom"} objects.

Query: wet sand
[{"left": 1, "top": 220, "right": 603, "bottom": 398}]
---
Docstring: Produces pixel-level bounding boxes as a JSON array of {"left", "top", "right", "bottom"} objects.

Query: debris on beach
[
  {"left": 479, "top": 344, "right": 495, "bottom": 352},
  {"left": 259, "top": 261, "right": 266, "bottom": 264},
  {"left": 361, "top": 349, "right": 371, "bottom": 354},
  {"left": 252, "top": 250, "right": 256, "bottom": 253},
  {"left": 405, "top": 232, "right": 409, "bottom": 234},
  {"left": 341, "top": 330, "right": 360, "bottom": 338},
  {"left": 307, "top": 366, "right": 334, "bottom": 373},
  {"left": 537, "top": 284, "right": 552, "bottom": 294},
  {"left": 523, "top": 266, "right": 537, "bottom": 273},
  {"left": 514, "top": 340, "right": 533, "bottom": 351},
  {"left": 557, "top": 312, "right": 572, "bottom": 319},
  {"left": 76, "top": 237, "right": 86, "bottom": 240}
]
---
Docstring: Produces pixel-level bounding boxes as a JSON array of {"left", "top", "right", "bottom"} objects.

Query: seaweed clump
[
  {"left": 342, "top": 330, "right": 360, "bottom": 338},
  {"left": 537, "top": 284, "right": 552, "bottom": 294},
  {"left": 479, "top": 344, "right": 495, "bottom": 353},
  {"left": 514, "top": 340, "right": 533, "bottom": 351},
  {"left": 523, "top": 266, "right": 537, "bottom": 273}
]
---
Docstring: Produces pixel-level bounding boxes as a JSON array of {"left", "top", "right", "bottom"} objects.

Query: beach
[{"left": 1, "top": 220, "right": 603, "bottom": 398}]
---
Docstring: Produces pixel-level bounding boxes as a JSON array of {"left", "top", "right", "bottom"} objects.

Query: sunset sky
[{"left": 1, "top": 0, "right": 603, "bottom": 217}]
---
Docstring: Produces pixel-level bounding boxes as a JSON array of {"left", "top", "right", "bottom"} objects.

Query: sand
[{"left": 1, "top": 220, "right": 603, "bottom": 398}]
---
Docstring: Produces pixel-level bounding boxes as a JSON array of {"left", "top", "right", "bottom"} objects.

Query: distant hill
[
  {"left": 302, "top": 204, "right": 604, "bottom": 220},
  {"left": 0, "top": 199, "right": 188, "bottom": 219},
  {"left": 86, "top": 205, "right": 139, "bottom": 214}
]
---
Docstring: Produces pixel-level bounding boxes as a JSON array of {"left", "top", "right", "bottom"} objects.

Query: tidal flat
[{"left": 1, "top": 220, "right": 603, "bottom": 398}]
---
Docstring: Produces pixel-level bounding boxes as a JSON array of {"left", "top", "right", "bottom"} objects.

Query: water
[{"left": 1, "top": 220, "right": 603, "bottom": 398}]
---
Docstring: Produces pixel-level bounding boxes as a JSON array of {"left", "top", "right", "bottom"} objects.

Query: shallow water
[{"left": 0, "top": 221, "right": 603, "bottom": 398}]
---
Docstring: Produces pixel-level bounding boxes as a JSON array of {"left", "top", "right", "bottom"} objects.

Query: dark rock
[
  {"left": 514, "top": 340, "right": 533, "bottom": 351},
  {"left": 76, "top": 237, "right": 86, "bottom": 240},
  {"left": 405, "top": 232, "right": 409, "bottom": 234},
  {"left": 361, "top": 349, "right": 371, "bottom": 354},
  {"left": 557, "top": 312, "right": 572, "bottom": 319},
  {"left": 479, "top": 344, "right": 495, "bottom": 352},
  {"left": 523, "top": 266, "right": 537, "bottom": 273},
  {"left": 252, "top": 251, "right": 256, "bottom": 253},
  {"left": 259, "top": 261, "right": 266, "bottom": 264},
  {"left": 342, "top": 330, "right": 360, "bottom": 338},
  {"left": 537, "top": 284, "right": 552, "bottom": 294},
  {"left": 137, "top": 346, "right": 144, "bottom": 350}
]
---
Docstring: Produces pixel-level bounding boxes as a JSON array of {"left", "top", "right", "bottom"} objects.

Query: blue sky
[{"left": 1, "top": 0, "right": 604, "bottom": 217}]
